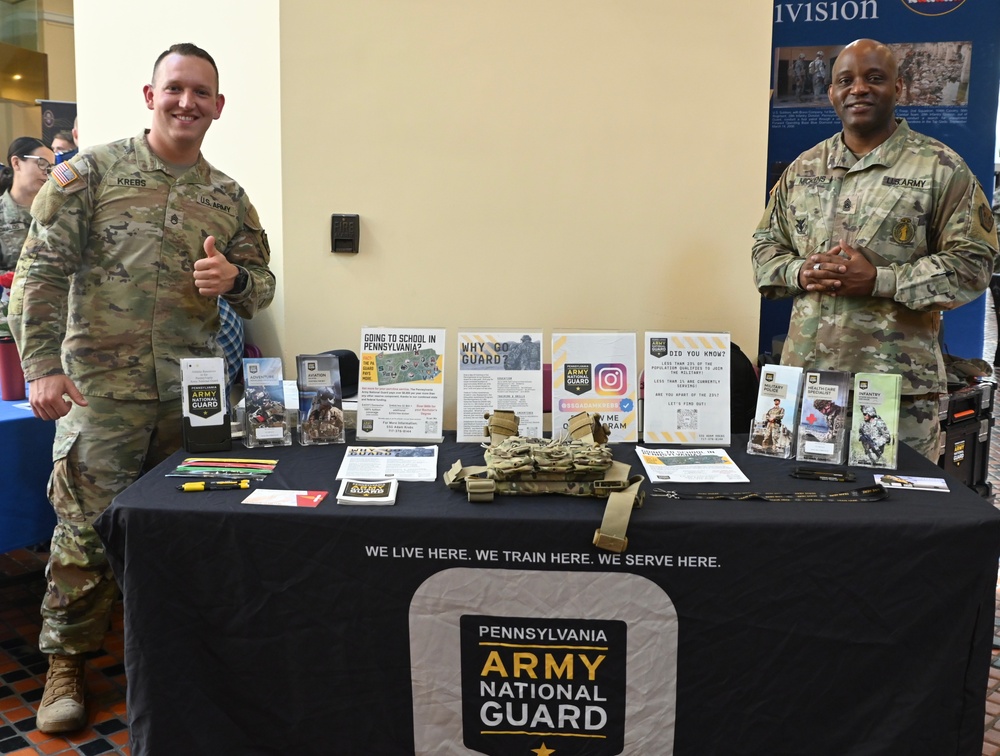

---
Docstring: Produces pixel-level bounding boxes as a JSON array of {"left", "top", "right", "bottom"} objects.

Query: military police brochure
[
  {"left": 456, "top": 330, "right": 544, "bottom": 442},
  {"left": 337, "top": 478, "right": 398, "bottom": 505},
  {"left": 551, "top": 331, "right": 638, "bottom": 443},
  {"left": 642, "top": 332, "right": 731, "bottom": 445},
  {"left": 357, "top": 327, "right": 446, "bottom": 443},
  {"left": 635, "top": 447, "right": 749, "bottom": 483},
  {"left": 747, "top": 364, "right": 803, "bottom": 460},
  {"left": 335, "top": 445, "right": 438, "bottom": 482},
  {"left": 242, "top": 489, "right": 328, "bottom": 507}
]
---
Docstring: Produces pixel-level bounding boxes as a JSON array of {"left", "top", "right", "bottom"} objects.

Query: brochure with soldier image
[
  {"left": 296, "top": 353, "right": 346, "bottom": 445},
  {"left": 747, "top": 364, "right": 803, "bottom": 459},
  {"left": 242, "top": 357, "right": 293, "bottom": 448},
  {"left": 848, "top": 372, "right": 901, "bottom": 470},
  {"left": 795, "top": 369, "right": 851, "bottom": 465}
]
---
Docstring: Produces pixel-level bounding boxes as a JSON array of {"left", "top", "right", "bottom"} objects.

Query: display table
[
  {"left": 96, "top": 435, "right": 1000, "bottom": 756},
  {"left": 0, "top": 397, "right": 55, "bottom": 553}
]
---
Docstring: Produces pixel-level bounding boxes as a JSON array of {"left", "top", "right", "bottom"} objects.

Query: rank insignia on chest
[
  {"left": 979, "top": 203, "right": 995, "bottom": 234},
  {"left": 892, "top": 217, "right": 915, "bottom": 244},
  {"left": 842, "top": 198, "right": 852, "bottom": 212}
]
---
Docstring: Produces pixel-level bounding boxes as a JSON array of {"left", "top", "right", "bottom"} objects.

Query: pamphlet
[
  {"left": 551, "top": 331, "right": 638, "bottom": 443},
  {"left": 242, "top": 358, "right": 292, "bottom": 448},
  {"left": 181, "top": 357, "right": 231, "bottom": 452},
  {"left": 635, "top": 446, "right": 749, "bottom": 484},
  {"left": 242, "top": 489, "right": 328, "bottom": 507},
  {"left": 456, "top": 330, "right": 544, "bottom": 442},
  {"left": 357, "top": 327, "right": 446, "bottom": 443},
  {"left": 848, "top": 372, "right": 902, "bottom": 469},
  {"left": 795, "top": 369, "right": 851, "bottom": 465},
  {"left": 337, "top": 478, "right": 398, "bottom": 505},
  {"left": 874, "top": 474, "right": 949, "bottom": 492},
  {"left": 296, "top": 353, "right": 346, "bottom": 445},
  {"left": 642, "top": 332, "right": 731, "bottom": 445},
  {"left": 747, "top": 364, "right": 803, "bottom": 459},
  {"left": 335, "top": 445, "right": 439, "bottom": 482}
]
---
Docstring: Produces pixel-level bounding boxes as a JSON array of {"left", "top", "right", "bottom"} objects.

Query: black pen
[{"left": 176, "top": 479, "right": 250, "bottom": 492}]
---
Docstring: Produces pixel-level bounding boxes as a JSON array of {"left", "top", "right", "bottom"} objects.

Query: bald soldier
[
  {"left": 9, "top": 43, "right": 275, "bottom": 732},
  {"left": 752, "top": 38, "right": 998, "bottom": 462}
]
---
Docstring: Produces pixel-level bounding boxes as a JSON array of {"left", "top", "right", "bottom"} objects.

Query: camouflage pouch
[{"left": 445, "top": 411, "right": 644, "bottom": 553}]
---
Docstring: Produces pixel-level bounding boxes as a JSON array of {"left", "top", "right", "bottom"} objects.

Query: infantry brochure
[
  {"left": 551, "top": 331, "right": 638, "bottom": 442},
  {"left": 456, "top": 330, "right": 543, "bottom": 442},
  {"left": 642, "top": 332, "right": 731, "bottom": 445},
  {"left": 747, "top": 364, "right": 803, "bottom": 459},
  {"left": 335, "top": 445, "right": 439, "bottom": 482},
  {"left": 358, "top": 327, "right": 445, "bottom": 443},
  {"left": 635, "top": 446, "right": 749, "bottom": 483},
  {"left": 848, "top": 372, "right": 901, "bottom": 469}
]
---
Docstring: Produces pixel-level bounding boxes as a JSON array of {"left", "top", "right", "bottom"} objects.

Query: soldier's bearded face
[
  {"left": 144, "top": 54, "right": 224, "bottom": 151},
  {"left": 828, "top": 44, "right": 901, "bottom": 138}
]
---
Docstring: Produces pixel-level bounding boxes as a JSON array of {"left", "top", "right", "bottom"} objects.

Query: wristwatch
[{"left": 231, "top": 266, "right": 250, "bottom": 295}]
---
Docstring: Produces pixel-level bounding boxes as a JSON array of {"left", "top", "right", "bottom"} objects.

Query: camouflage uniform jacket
[
  {"left": 752, "top": 119, "right": 998, "bottom": 395},
  {"left": 9, "top": 132, "right": 276, "bottom": 401},
  {"left": 0, "top": 190, "right": 31, "bottom": 272}
]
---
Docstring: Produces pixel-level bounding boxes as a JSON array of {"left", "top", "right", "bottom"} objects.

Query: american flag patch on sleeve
[{"left": 51, "top": 161, "right": 81, "bottom": 189}]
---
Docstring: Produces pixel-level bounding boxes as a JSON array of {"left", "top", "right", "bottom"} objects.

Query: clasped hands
[{"left": 799, "top": 239, "right": 877, "bottom": 297}]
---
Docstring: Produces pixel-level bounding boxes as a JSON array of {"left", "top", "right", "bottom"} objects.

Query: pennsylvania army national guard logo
[
  {"left": 186, "top": 383, "right": 221, "bottom": 419},
  {"left": 564, "top": 364, "right": 592, "bottom": 396},
  {"left": 891, "top": 217, "right": 915, "bottom": 244},
  {"left": 649, "top": 338, "right": 667, "bottom": 359}
]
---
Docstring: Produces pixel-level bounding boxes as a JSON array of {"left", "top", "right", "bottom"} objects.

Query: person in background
[
  {"left": 752, "top": 38, "right": 998, "bottom": 462},
  {"left": 50, "top": 130, "right": 77, "bottom": 164},
  {"left": 9, "top": 42, "right": 275, "bottom": 734},
  {"left": 0, "top": 136, "right": 54, "bottom": 273}
]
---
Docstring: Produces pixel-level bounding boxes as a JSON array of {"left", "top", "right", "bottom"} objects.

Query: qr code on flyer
[{"left": 676, "top": 408, "right": 697, "bottom": 431}]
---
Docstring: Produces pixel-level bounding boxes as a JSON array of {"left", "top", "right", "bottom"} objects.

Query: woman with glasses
[{"left": 0, "top": 136, "right": 55, "bottom": 272}]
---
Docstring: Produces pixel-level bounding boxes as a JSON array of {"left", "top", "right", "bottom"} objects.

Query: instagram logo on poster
[{"left": 595, "top": 363, "right": 627, "bottom": 396}]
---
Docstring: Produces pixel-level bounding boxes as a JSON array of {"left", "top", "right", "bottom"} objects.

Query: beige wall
[{"left": 74, "top": 0, "right": 772, "bottom": 429}]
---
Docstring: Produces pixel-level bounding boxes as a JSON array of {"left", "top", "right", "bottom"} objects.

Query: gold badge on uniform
[
  {"left": 891, "top": 217, "right": 915, "bottom": 244},
  {"left": 979, "top": 203, "right": 995, "bottom": 233}
]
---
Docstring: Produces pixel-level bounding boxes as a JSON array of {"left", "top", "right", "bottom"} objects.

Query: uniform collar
[
  {"left": 828, "top": 118, "right": 910, "bottom": 172},
  {"left": 134, "top": 130, "right": 212, "bottom": 182}
]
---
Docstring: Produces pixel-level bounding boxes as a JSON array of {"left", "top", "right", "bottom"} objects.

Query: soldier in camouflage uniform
[
  {"left": 0, "top": 137, "right": 54, "bottom": 272},
  {"left": 858, "top": 405, "right": 892, "bottom": 464},
  {"left": 8, "top": 43, "right": 275, "bottom": 734},
  {"left": 762, "top": 398, "right": 785, "bottom": 449},
  {"left": 752, "top": 39, "right": 998, "bottom": 463}
]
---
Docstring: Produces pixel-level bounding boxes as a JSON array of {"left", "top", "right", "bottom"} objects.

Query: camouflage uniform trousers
[
  {"left": 898, "top": 396, "right": 941, "bottom": 464},
  {"left": 40, "top": 395, "right": 182, "bottom": 655}
]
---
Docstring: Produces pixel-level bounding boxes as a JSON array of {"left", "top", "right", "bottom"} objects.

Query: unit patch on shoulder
[
  {"left": 979, "top": 203, "right": 995, "bottom": 234},
  {"left": 51, "top": 162, "right": 82, "bottom": 190}
]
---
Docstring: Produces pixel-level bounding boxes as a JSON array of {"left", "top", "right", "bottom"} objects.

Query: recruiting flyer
[
  {"left": 551, "top": 332, "right": 638, "bottom": 443},
  {"left": 357, "top": 327, "right": 446, "bottom": 443},
  {"left": 642, "top": 332, "right": 731, "bottom": 445},
  {"left": 456, "top": 330, "right": 543, "bottom": 442}
]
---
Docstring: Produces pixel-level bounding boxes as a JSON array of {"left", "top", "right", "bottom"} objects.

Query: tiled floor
[{"left": 4, "top": 311, "right": 1000, "bottom": 755}]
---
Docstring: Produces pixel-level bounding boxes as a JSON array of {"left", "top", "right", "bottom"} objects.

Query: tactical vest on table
[{"left": 444, "top": 410, "right": 645, "bottom": 553}]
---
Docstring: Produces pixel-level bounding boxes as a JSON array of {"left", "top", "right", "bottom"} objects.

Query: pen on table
[{"left": 176, "top": 480, "right": 250, "bottom": 492}]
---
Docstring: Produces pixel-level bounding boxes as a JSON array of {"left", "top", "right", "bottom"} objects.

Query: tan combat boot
[{"left": 35, "top": 654, "right": 87, "bottom": 733}]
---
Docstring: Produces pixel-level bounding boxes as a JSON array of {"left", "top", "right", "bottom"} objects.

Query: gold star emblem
[{"left": 531, "top": 744, "right": 556, "bottom": 756}]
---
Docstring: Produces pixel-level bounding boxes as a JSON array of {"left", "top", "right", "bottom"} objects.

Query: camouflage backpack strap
[
  {"left": 592, "top": 462, "right": 645, "bottom": 553},
  {"left": 444, "top": 460, "right": 495, "bottom": 501},
  {"left": 484, "top": 410, "right": 519, "bottom": 445},
  {"left": 566, "top": 411, "right": 610, "bottom": 445}
]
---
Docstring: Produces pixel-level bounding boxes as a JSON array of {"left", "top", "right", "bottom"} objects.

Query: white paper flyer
[
  {"left": 335, "top": 446, "right": 439, "bottom": 482},
  {"left": 456, "top": 330, "right": 543, "bottom": 442},
  {"left": 642, "top": 332, "right": 731, "bottom": 445},
  {"left": 357, "top": 327, "right": 446, "bottom": 443},
  {"left": 635, "top": 446, "right": 749, "bottom": 484},
  {"left": 551, "top": 332, "right": 638, "bottom": 443}
]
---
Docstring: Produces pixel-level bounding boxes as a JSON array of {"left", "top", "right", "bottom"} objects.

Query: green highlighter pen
[{"left": 176, "top": 479, "right": 250, "bottom": 492}]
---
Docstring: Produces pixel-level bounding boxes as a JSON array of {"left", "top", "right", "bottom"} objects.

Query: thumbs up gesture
[{"left": 193, "top": 235, "right": 239, "bottom": 297}]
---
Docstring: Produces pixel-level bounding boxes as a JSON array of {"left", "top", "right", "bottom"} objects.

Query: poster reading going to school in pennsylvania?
[
  {"left": 551, "top": 332, "right": 637, "bottom": 443},
  {"left": 642, "top": 332, "right": 731, "bottom": 445},
  {"left": 456, "top": 330, "right": 544, "bottom": 442},
  {"left": 357, "top": 327, "right": 446, "bottom": 443}
]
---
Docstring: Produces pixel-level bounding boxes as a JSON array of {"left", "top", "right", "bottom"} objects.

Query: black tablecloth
[{"left": 96, "top": 435, "right": 1000, "bottom": 755}]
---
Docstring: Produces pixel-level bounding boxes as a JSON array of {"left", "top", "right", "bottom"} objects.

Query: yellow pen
[{"left": 176, "top": 479, "right": 250, "bottom": 492}]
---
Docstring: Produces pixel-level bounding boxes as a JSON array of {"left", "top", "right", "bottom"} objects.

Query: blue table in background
[{"left": 0, "top": 397, "right": 55, "bottom": 553}]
